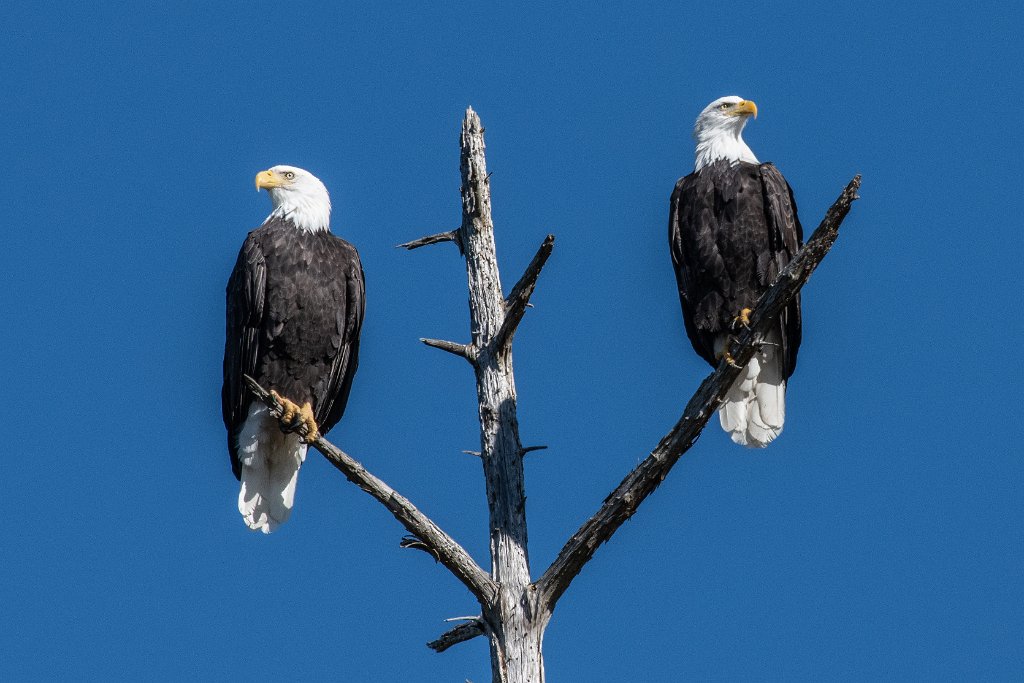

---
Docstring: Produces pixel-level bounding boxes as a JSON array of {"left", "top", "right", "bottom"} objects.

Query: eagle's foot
[
  {"left": 716, "top": 347, "right": 742, "bottom": 369},
  {"left": 732, "top": 308, "right": 753, "bottom": 329},
  {"left": 270, "top": 390, "right": 321, "bottom": 443}
]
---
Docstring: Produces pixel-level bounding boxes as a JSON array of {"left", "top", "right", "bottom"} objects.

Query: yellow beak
[
  {"left": 255, "top": 169, "right": 281, "bottom": 191},
  {"left": 735, "top": 100, "right": 758, "bottom": 118}
]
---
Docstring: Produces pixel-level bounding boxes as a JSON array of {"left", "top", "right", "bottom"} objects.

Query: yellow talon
[
  {"left": 734, "top": 308, "right": 752, "bottom": 328},
  {"left": 300, "top": 402, "right": 320, "bottom": 443},
  {"left": 716, "top": 348, "right": 741, "bottom": 369},
  {"left": 270, "top": 391, "right": 319, "bottom": 442},
  {"left": 272, "top": 390, "right": 298, "bottom": 424}
]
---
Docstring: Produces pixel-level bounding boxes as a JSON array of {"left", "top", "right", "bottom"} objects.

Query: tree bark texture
[{"left": 457, "top": 108, "right": 548, "bottom": 683}]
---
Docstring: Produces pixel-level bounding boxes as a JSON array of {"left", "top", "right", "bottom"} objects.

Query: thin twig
[
  {"left": 534, "top": 175, "right": 862, "bottom": 612},
  {"left": 398, "top": 230, "right": 463, "bottom": 252},
  {"left": 242, "top": 375, "right": 497, "bottom": 605}
]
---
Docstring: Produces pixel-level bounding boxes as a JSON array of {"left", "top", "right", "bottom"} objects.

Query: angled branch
[
  {"left": 398, "top": 230, "right": 463, "bottom": 252},
  {"left": 492, "top": 234, "right": 555, "bottom": 351},
  {"left": 535, "top": 174, "right": 862, "bottom": 612},
  {"left": 428, "top": 619, "right": 486, "bottom": 653},
  {"left": 242, "top": 375, "right": 498, "bottom": 606},
  {"left": 420, "top": 337, "right": 473, "bottom": 361}
]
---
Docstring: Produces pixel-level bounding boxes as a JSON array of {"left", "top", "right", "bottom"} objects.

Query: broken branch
[
  {"left": 492, "top": 234, "right": 555, "bottom": 351},
  {"left": 420, "top": 337, "right": 473, "bottom": 360},
  {"left": 398, "top": 230, "right": 462, "bottom": 251},
  {"left": 428, "top": 619, "right": 486, "bottom": 653}
]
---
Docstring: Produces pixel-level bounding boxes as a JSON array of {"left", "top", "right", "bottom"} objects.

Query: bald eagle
[
  {"left": 222, "top": 165, "right": 365, "bottom": 532},
  {"left": 669, "top": 97, "right": 803, "bottom": 447}
]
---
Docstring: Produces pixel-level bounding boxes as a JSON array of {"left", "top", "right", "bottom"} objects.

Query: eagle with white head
[
  {"left": 669, "top": 97, "right": 803, "bottom": 447},
  {"left": 222, "top": 165, "right": 365, "bottom": 532}
]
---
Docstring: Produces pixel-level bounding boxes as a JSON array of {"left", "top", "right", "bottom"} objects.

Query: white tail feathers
[
  {"left": 715, "top": 331, "right": 786, "bottom": 448},
  {"left": 236, "top": 404, "right": 308, "bottom": 533}
]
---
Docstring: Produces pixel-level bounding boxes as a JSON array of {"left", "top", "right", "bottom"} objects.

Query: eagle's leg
[
  {"left": 732, "top": 307, "right": 753, "bottom": 329},
  {"left": 715, "top": 344, "right": 742, "bottom": 369},
  {"left": 270, "top": 390, "right": 321, "bottom": 443}
]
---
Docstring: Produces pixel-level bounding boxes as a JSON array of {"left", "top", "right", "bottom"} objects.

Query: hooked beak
[
  {"left": 255, "top": 169, "right": 282, "bottom": 191},
  {"left": 734, "top": 100, "right": 758, "bottom": 118}
]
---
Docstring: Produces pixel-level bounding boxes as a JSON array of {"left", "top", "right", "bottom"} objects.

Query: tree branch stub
[
  {"left": 420, "top": 337, "right": 474, "bottom": 361},
  {"left": 398, "top": 229, "right": 463, "bottom": 252},
  {"left": 428, "top": 619, "right": 487, "bottom": 653}
]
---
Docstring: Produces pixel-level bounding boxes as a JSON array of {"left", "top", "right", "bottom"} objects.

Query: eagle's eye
[
  {"left": 284, "top": 171, "right": 296, "bottom": 180},
  {"left": 719, "top": 102, "right": 731, "bottom": 110}
]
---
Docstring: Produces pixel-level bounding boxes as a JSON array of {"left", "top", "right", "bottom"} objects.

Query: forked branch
[
  {"left": 242, "top": 375, "right": 497, "bottom": 605},
  {"left": 534, "top": 175, "right": 862, "bottom": 611}
]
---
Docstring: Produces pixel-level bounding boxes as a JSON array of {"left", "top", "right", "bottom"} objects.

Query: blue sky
[{"left": 2, "top": 2, "right": 1022, "bottom": 680}]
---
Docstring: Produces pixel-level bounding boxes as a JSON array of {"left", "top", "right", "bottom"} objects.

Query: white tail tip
[
  {"left": 716, "top": 332, "right": 786, "bottom": 448},
  {"left": 235, "top": 404, "right": 308, "bottom": 533}
]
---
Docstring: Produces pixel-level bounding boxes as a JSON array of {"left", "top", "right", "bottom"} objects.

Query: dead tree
[{"left": 245, "top": 107, "right": 861, "bottom": 682}]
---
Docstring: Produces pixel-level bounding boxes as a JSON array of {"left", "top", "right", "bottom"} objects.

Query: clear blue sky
[{"left": 2, "top": 2, "right": 1022, "bottom": 680}]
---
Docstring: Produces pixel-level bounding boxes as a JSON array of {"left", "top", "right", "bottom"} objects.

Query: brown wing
[
  {"left": 759, "top": 163, "right": 803, "bottom": 377},
  {"left": 669, "top": 170, "right": 726, "bottom": 367},
  {"left": 314, "top": 241, "right": 365, "bottom": 436},
  {"left": 222, "top": 233, "right": 266, "bottom": 479}
]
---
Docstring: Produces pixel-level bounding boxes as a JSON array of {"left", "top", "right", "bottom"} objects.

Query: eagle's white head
[
  {"left": 255, "top": 165, "right": 331, "bottom": 233},
  {"left": 693, "top": 96, "right": 759, "bottom": 172}
]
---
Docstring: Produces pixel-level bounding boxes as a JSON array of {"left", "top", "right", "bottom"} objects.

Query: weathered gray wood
[
  {"left": 534, "top": 175, "right": 862, "bottom": 612},
  {"left": 397, "top": 229, "right": 462, "bottom": 251},
  {"left": 421, "top": 337, "right": 473, "bottom": 360},
  {"left": 493, "top": 234, "right": 555, "bottom": 351},
  {"left": 241, "top": 375, "right": 497, "bottom": 606},
  {"left": 456, "top": 107, "right": 548, "bottom": 683},
  {"left": 428, "top": 619, "right": 486, "bottom": 653}
]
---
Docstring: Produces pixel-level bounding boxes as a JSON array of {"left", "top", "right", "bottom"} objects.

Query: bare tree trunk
[
  {"left": 405, "top": 107, "right": 553, "bottom": 681},
  {"left": 457, "top": 108, "right": 548, "bottom": 683}
]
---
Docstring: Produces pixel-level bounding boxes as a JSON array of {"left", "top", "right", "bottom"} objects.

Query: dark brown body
[
  {"left": 668, "top": 159, "right": 803, "bottom": 376},
  {"left": 222, "top": 217, "right": 365, "bottom": 479}
]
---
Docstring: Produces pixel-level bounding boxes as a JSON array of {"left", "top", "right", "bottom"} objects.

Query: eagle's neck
[
  {"left": 694, "top": 127, "right": 758, "bottom": 172},
  {"left": 265, "top": 189, "right": 331, "bottom": 233}
]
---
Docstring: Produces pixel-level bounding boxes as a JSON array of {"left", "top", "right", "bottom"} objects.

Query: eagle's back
[
  {"left": 669, "top": 160, "right": 802, "bottom": 376},
  {"left": 222, "top": 217, "right": 365, "bottom": 477}
]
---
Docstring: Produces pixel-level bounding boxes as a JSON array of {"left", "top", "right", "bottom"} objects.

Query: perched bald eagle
[
  {"left": 222, "top": 165, "right": 365, "bottom": 532},
  {"left": 669, "top": 97, "right": 803, "bottom": 447}
]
